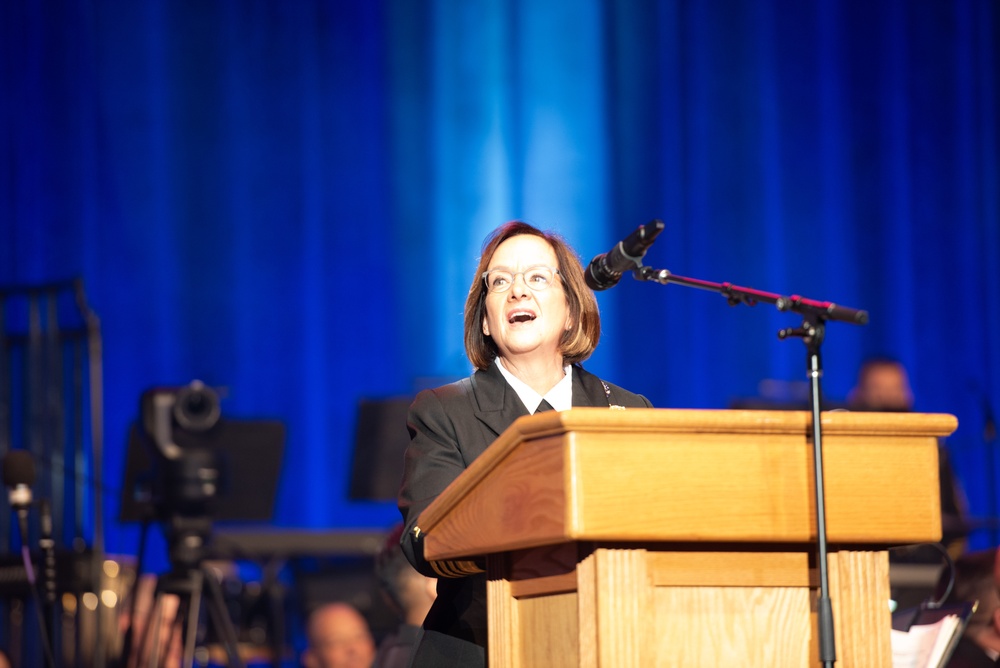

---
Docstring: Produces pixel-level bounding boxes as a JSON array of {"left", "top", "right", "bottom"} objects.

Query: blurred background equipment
[
  {"left": 3, "top": 2, "right": 999, "bottom": 664},
  {"left": 5, "top": 0, "right": 998, "bottom": 556},
  {"left": 0, "top": 279, "right": 106, "bottom": 667},
  {"left": 348, "top": 398, "right": 413, "bottom": 502},
  {"left": 119, "top": 381, "right": 286, "bottom": 667}
]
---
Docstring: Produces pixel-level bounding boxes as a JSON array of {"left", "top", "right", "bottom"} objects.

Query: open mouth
[{"left": 508, "top": 311, "right": 536, "bottom": 324}]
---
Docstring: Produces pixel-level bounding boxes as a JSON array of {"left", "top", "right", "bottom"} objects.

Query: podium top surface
[
  {"left": 477, "top": 406, "right": 956, "bottom": 440},
  {"left": 419, "top": 408, "right": 957, "bottom": 559}
]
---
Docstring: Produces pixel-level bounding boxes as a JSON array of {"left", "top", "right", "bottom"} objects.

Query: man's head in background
[
  {"left": 849, "top": 357, "right": 914, "bottom": 412},
  {"left": 302, "top": 602, "right": 376, "bottom": 668}
]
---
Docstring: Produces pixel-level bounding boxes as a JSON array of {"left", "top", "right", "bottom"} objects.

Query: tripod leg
[
  {"left": 142, "top": 591, "right": 182, "bottom": 668},
  {"left": 144, "top": 595, "right": 166, "bottom": 668},
  {"left": 163, "top": 610, "right": 185, "bottom": 668},
  {"left": 182, "top": 570, "right": 203, "bottom": 668},
  {"left": 202, "top": 568, "right": 246, "bottom": 668},
  {"left": 129, "top": 601, "right": 154, "bottom": 668},
  {"left": 263, "top": 559, "right": 286, "bottom": 668}
]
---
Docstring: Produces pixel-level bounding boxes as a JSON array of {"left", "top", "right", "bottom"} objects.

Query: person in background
[
  {"left": 399, "top": 221, "right": 652, "bottom": 666},
  {"left": 847, "top": 356, "right": 915, "bottom": 413},
  {"left": 373, "top": 523, "right": 437, "bottom": 668},
  {"left": 848, "top": 356, "right": 969, "bottom": 551},
  {"left": 934, "top": 548, "right": 1000, "bottom": 667},
  {"left": 301, "top": 602, "right": 377, "bottom": 668}
]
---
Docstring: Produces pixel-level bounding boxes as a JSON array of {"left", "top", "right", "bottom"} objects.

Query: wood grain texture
[
  {"left": 429, "top": 410, "right": 945, "bottom": 667},
  {"left": 653, "top": 586, "right": 812, "bottom": 667},
  {"left": 421, "top": 409, "right": 954, "bottom": 560},
  {"left": 516, "top": 592, "right": 579, "bottom": 668},
  {"left": 823, "top": 550, "right": 892, "bottom": 667},
  {"left": 576, "top": 548, "right": 651, "bottom": 667},
  {"left": 486, "top": 553, "right": 519, "bottom": 668},
  {"left": 647, "top": 549, "right": 813, "bottom": 587},
  {"left": 488, "top": 543, "right": 892, "bottom": 666}
]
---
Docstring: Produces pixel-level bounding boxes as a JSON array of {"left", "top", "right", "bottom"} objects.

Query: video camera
[
  {"left": 139, "top": 380, "right": 224, "bottom": 518},
  {"left": 121, "top": 381, "right": 285, "bottom": 534}
]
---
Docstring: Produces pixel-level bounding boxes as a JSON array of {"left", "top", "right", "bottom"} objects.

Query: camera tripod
[{"left": 133, "top": 515, "right": 245, "bottom": 668}]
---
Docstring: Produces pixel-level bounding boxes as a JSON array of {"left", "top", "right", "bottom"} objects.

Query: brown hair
[{"left": 463, "top": 221, "right": 600, "bottom": 370}]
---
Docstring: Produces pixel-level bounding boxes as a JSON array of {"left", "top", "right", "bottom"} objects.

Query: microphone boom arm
[{"left": 633, "top": 265, "right": 869, "bottom": 326}]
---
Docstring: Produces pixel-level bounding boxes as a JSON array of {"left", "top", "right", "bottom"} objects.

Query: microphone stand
[
  {"left": 39, "top": 499, "right": 57, "bottom": 663},
  {"left": 11, "top": 503, "right": 57, "bottom": 668},
  {"left": 633, "top": 265, "right": 868, "bottom": 668}
]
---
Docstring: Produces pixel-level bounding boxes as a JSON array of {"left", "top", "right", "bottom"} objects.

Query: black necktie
[{"left": 535, "top": 399, "right": 554, "bottom": 413}]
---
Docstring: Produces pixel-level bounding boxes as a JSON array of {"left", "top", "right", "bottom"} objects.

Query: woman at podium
[{"left": 398, "top": 221, "right": 652, "bottom": 666}]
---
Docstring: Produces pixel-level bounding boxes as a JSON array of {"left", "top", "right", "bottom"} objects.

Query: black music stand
[{"left": 348, "top": 398, "right": 413, "bottom": 502}]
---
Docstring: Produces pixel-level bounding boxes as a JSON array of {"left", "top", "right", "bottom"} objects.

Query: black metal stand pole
[
  {"left": 39, "top": 499, "right": 58, "bottom": 666},
  {"left": 780, "top": 318, "right": 836, "bottom": 667},
  {"left": 632, "top": 264, "right": 868, "bottom": 667},
  {"left": 811, "top": 346, "right": 837, "bottom": 667}
]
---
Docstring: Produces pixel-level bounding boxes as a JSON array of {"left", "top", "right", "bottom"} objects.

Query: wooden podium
[{"left": 417, "top": 408, "right": 957, "bottom": 667}]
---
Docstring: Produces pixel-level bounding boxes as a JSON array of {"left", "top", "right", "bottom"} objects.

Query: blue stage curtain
[{"left": 2, "top": 0, "right": 999, "bottom": 559}]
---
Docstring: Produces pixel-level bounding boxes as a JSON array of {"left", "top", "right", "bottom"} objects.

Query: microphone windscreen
[{"left": 2, "top": 450, "right": 36, "bottom": 488}]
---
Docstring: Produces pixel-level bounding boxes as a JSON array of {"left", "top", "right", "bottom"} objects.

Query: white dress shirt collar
[{"left": 495, "top": 359, "right": 573, "bottom": 413}]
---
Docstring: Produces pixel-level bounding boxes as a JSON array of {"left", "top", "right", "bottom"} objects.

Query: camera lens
[{"left": 173, "top": 381, "right": 221, "bottom": 432}]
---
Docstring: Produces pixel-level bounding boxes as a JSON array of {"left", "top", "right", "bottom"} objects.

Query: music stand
[
  {"left": 347, "top": 398, "right": 412, "bottom": 502},
  {"left": 120, "top": 420, "right": 285, "bottom": 524}
]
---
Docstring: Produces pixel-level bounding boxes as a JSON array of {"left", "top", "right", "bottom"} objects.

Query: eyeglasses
[{"left": 482, "top": 265, "right": 560, "bottom": 294}]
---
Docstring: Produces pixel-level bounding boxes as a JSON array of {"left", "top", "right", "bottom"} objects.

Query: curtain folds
[{"left": 2, "top": 0, "right": 998, "bottom": 554}]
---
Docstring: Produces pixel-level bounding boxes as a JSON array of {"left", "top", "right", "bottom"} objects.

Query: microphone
[
  {"left": 1, "top": 450, "right": 57, "bottom": 668},
  {"left": 3, "top": 449, "right": 36, "bottom": 512},
  {"left": 3, "top": 449, "right": 36, "bottom": 575},
  {"left": 585, "top": 219, "right": 665, "bottom": 291}
]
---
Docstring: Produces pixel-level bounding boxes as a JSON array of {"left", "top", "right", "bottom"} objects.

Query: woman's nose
[{"left": 508, "top": 272, "right": 530, "bottom": 298}]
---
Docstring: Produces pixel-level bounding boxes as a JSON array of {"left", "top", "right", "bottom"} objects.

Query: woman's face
[{"left": 481, "top": 234, "right": 572, "bottom": 365}]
